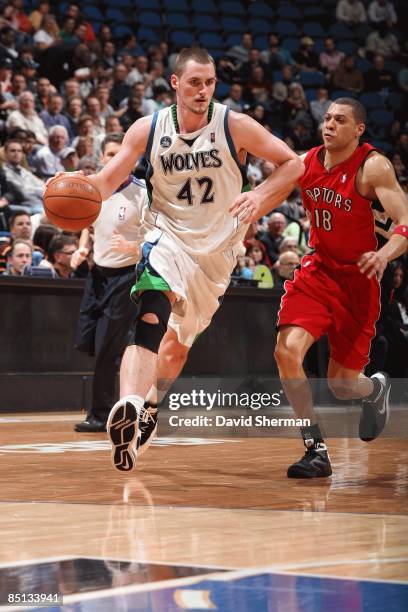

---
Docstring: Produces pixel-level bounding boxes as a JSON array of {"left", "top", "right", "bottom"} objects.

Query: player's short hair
[
  {"left": 101, "top": 132, "right": 124, "bottom": 153},
  {"left": 174, "top": 47, "right": 215, "bottom": 76},
  {"left": 331, "top": 97, "right": 366, "bottom": 124}
]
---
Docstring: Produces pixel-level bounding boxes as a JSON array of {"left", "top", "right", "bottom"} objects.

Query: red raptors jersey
[{"left": 300, "top": 143, "right": 378, "bottom": 268}]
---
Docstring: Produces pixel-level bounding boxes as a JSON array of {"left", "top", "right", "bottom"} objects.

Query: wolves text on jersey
[
  {"left": 160, "top": 149, "right": 223, "bottom": 175},
  {"left": 305, "top": 187, "right": 352, "bottom": 212}
]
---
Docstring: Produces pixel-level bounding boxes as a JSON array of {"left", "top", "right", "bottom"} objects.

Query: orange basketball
[{"left": 44, "top": 175, "right": 102, "bottom": 231}]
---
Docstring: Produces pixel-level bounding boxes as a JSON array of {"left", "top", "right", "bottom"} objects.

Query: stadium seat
[
  {"left": 167, "top": 13, "right": 190, "bottom": 30},
  {"left": 369, "top": 109, "right": 394, "bottom": 127},
  {"left": 249, "top": 19, "right": 273, "bottom": 34},
  {"left": 300, "top": 71, "right": 325, "bottom": 88},
  {"left": 161, "top": 0, "right": 189, "bottom": 12},
  {"left": 113, "top": 25, "right": 133, "bottom": 38},
  {"left": 272, "top": 70, "right": 283, "bottom": 81},
  {"left": 336, "top": 41, "right": 358, "bottom": 55},
  {"left": 138, "top": 11, "right": 161, "bottom": 27},
  {"left": 215, "top": 82, "right": 230, "bottom": 99},
  {"left": 387, "top": 92, "right": 403, "bottom": 111},
  {"left": 281, "top": 38, "right": 300, "bottom": 53},
  {"left": 275, "top": 20, "right": 299, "bottom": 36},
  {"left": 137, "top": 27, "right": 159, "bottom": 45},
  {"left": 371, "top": 140, "right": 393, "bottom": 155},
  {"left": 303, "top": 22, "right": 326, "bottom": 38},
  {"left": 219, "top": 1, "right": 244, "bottom": 16},
  {"left": 359, "top": 92, "right": 385, "bottom": 111},
  {"left": 248, "top": 2, "right": 275, "bottom": 19},
  {"left": 305, "top": 88, "right": 317, "bottom": 101},
  {"left": 313, "top": 39, "right": 325, "bottom": 54},
  {"left": 221, "top": 16, "right": 246, "bottom": 33},
  {"left": 192, "top": 15, "right": 221, "bottom": 31},
  {"left": 355, "top": 57, "right": 372, "bottom": 73},
  {"left": 254, "top": 35, "right": 269, "bottom": 50},
  {"left": 106, "top": 8, "right": 127, "bottom": 23},
  {"left": 225, "top": 33, "right": 242, "bottom": 47},
  {"left": 279, "top": 5, "right": 302, "bottom": 20},
  {"left": 199, "top": 32, "right": 224, "bottom": 49},
  {"left": 303, "top": 6, "right": 327, "bottom": 19},
  {"left": 170, "top": 30, "right": 196, "bottom": 46},
  {"left": 191, "top": 0, "right": 218, "bottom": 15},
  {"left": 82, "top": 5, "right": 104, "bottom": 21},
  {"left": 331, "top": 90, "right": 356, "bottom": 99},
  {"left": 328, "top": 23, "right": 354, "bottom": 40}
]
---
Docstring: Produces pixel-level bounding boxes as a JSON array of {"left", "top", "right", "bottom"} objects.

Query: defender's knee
[{"left": 130, "top": 291, "right": 172, "bottom": 354}]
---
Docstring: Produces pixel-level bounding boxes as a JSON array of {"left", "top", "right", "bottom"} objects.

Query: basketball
[{"left": 43, "top": 175, "right": 102, "bottom": 232}]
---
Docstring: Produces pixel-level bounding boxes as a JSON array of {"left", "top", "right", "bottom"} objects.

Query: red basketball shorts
[{"left": 277, "top": 254, "right": 381, "bottom": 371}]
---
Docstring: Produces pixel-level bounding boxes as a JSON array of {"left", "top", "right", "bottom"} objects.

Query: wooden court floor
[{"left": 0, "top": 412, "right": 407, "bottom": 610}]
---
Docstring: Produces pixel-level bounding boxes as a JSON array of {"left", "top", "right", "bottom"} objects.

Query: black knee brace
[{"left": 130, "top": 290, "right": 172, "bottom": 353}]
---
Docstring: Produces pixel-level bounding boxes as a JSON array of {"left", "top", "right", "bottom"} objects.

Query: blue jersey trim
[
  {"left": 145, "top": 111, "right": 158, "bottom": 207},
  {"left": 223, "top": 107, "right": 249, "bottom": 190},
  {"left": 146, "top": 111, "right": 158, "bottom": 161}
]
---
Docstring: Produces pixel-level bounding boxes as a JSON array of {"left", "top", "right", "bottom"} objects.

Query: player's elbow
[{"left": 291, "top": 156, "right": 305, "bottom": 182}]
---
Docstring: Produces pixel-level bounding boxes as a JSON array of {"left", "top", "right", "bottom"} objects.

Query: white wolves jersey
[
  {"left": 143, "top": 101, "right": 250, "bottom": 255},
  {"left": 93, "top": 176, "right": 147, "bottom": 268}
]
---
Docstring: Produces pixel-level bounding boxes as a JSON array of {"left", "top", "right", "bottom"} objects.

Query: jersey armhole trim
[
  {"left": 145, "top": 111, "right": 158, "bottom": 162},
  {"left": 354, "top": 148, "right": 380, "bottom": 201},
  {"left": 224, "top": 107, "right": 250, "bottom": 191}
]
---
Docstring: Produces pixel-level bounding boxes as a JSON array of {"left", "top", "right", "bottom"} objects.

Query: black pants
[{"left": 75, "top": 264, "right": 136, "bottom": 421}]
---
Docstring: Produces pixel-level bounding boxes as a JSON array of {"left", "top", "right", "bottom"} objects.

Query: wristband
[{"left": 392, "top": 225, "right": 408, "bottom": 239}]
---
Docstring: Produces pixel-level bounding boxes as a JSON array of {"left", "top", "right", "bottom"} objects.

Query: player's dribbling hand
[
  {"left": 358, "top": 251, "right": 388, "bottom": 280},
  {"left": 229, "top": 192, "right": 262, "bottom": 223}
]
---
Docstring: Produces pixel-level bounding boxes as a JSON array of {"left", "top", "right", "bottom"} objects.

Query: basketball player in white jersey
[
  {"left": 85, "top": 47, "right": 304, "bottom": 471},
  {"left": 74, "top": 133, "right": 147, "bottom": 433}
]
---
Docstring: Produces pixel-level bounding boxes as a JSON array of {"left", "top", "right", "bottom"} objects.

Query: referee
[{"left": 74, "top": 133, "right": 147, "bottom": 432}]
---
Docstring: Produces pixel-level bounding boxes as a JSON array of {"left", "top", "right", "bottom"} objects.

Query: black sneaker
[
  {"left": 107, "top": 400, "right": 140, "bottom": 472},
  {"left": 359, "top": 372, "right": 391, "bottom": 442},
  {"left": 287, "top": 443, "right": 332, "bottom": 478},
  {"left": 139, "top": 404, "right": 158, "bottom": 454},
  {"left": 74, "top": 415, "right": 106, "bottom": 433}
]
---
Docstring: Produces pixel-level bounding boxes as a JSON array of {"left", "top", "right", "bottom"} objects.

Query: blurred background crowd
[{"left": 0, "top": 0, "right": 406, "bottom": 376}]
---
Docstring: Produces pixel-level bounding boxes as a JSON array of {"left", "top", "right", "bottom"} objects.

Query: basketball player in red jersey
[{"left": 274, "top": 98, "right": 408, "bottom": 478}]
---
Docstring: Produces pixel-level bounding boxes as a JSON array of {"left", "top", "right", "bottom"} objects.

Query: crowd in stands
[{"left": 0, "top": 0, "right": 406, "bottom": 375}]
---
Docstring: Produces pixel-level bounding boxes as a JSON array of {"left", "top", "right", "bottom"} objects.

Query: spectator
[
  {"left": 63, "top": 95, "right": 83, "bottom": 138},
  {"left": 399, "top": 67, "right": 408, "bottom": 92},
  {"left": 0, "top": 165, "right": 11, "bottom": 231},
  {"left": 272, "top": 65, "right": 297, "bottom": 103},
  {"left": 364, "top": 53, "right": 397, "bottom": 91},
  {"left": 392, "top": 154, "right": 406, "bottom": 180},
  {"left": 240, "top": 48, "right": 268, "bottom": 82},
  {"left": 286, "top": 120, "right": 315, "bottom": 152},
  {"left": 34, "top": 76, "right": 53, "bottom": 111},
  {"left": 85, "top": 95, "right": 105, "bottom": 137},
  {"left": 279, "top": 236, "right": 299, "bottom": 255},
  {"left": 104, "top": 115, "right": 123, "bottom": 135},
  {"left": 310, "top": 87, "right": 331, "bottom": 125},
  {"left": 246, "top": 244, "right": 274, "bottom": 288},
  {"left": 32, "top": 125, "right": 68, "bottom": 178},
  {"left": 33, "top": 14, "right": 61, "bottom": 51},
  {"left": 367, "top": 0, "right": 397, "bottom": 26},
  {"left": 95, "top": 85, "right": 115, "bottom": 119},
  {"left": 244, "top": 66, "right": 273, "bottom": 105},
  {"left": 2, "top": 239, "right": 32, "bottom": 275},
  {"left": 273, "top": 251, "right": 300, "bottom": 289},
  {"left": 77, "top": 156, "right": 97, "bottom": 174},
  {"left": 32, "top": 222, "right": 58, "bottom": 257},
  {"left": 110, "top": 63, "right": 131, "bottom": 108},
  {"left": 3, "top": 140, "right": 44, "bottom": 213},
  {"left": 336, "top": 0, "right": 367, "bottom": 25},
  {"left": 59, "top": 146, "right": 78, "bottom": 172},
  {"left": 257, "top": 212, "right": 287, "bottom": 264},
  {"left": 6, "top": 90, "right": 48, "bottom": 144},
  {"left": 119, "top": 95, "right": 143, "bottom": 132},
  {"left": 47, "top": 234, "right": 85, "bottom": 278},
  {"left": 59, "top": 16, "right": 76, "bottom": 44},
  {"left": 395, "top": 133, "right": 408, "bottom": 166},
  {"left": 3, "top": 72, "right": 27, "bottom": 109},
  {"left": 365, "top": 22, "right": 399, "bottom": 58},
  {"left": 13, "top": 0, "right": 33, "bottom": 34},
  {"left": 283, "top": 83, "right": 310, "bottom": 125},
  {"left": 101, "top": 41, "right": 117, "bottom": 70},
  {"left": 276, "top": 188, "right": 304, "bottom": 222},
  {"left": 332, "top": 55, "right": 364, "bottom": 94},
  {"left": 75, "top": 136, "right": 94, "bottom": 160},
  {"left": 294, "top": 37, "right": 320, "bottom": 72},
  {"left": 127, "top": 54, "right": 149, "bottom": 87},
  {"left": 223, "top": 83, "right": 245, "bottom": 112},
  {"left": 20, "top": 59, "right": 39, "bottom": 92},
  {"left": 29, "top": 0, "right": 50, "bottom": 32},
  {"left": 9, "top": 211, "right": 32, "bottom": 240},
  {"left": 216, "top": 56, "right": 240, "bottom": 84},
  {"left": 227, "top": 32, "right": 253, "bottom": 67},
  {"left": 119, "top": 82, "right": 157, "bottom": 116},
  {"left": 0, "top": 26, "right": 19, "bottom": 67},
  {"left": 260, "top": 34, "right": 293, "bottom": 68},
  {"left": 147, "top": 61, "right": 171, "bottom": 97},
  {"left": 319, "top": 38, "right": 345, "bottom": 74},
  {"left": 39, "top": 93, "right": 71, "bottom": 132}
]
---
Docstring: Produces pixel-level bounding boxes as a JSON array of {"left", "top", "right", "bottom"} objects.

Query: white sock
[{"left": 117, "top": 394, "right": 144, "bottom": 415}]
